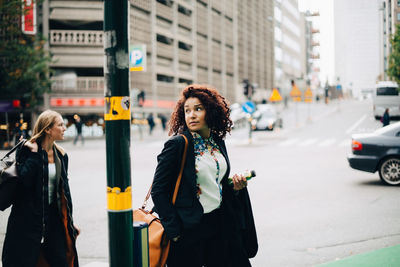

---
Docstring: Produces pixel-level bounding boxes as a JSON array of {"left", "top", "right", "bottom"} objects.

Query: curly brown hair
[{"left": 169, "top": 84, "right": 233, "bottom": 138}]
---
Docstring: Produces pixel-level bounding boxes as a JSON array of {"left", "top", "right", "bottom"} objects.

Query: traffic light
[
  {"left": 243, "top": 79, "right": 249, "bottom": 97},
  {"left": 12, "top": 100, "right": 21, "bottom": 108},
  {"left": 243, "top": 79, "right": 254, "bottom": 99}
]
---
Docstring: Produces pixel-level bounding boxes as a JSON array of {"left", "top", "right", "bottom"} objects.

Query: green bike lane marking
[{"left": 318, "top": 245, "right": 400, "bottom": 267}]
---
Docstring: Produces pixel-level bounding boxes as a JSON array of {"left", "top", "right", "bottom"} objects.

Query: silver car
[{"left": 252, "top": 104, "right": 282, "bottom": 131}]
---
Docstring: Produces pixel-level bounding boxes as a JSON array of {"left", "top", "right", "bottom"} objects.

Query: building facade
[
  {"left": 40, "top": 0, "right": 279, "bottom": 120},
  {"left": 380, "top": 0, "right": 400, "bottom": 81},
  {"left": 334, "top": 0, "right": 381, "bottom": 98},
  {"left": 237, "top": 0, "right": 274, "bottom": 102},
  {"left": 274, "top": 0, "right": 306, "bottom": 98}
]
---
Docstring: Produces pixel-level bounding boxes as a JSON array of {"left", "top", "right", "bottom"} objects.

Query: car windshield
[
  {"left": 261, "top": 110, "right": 275, "bottom": 117},
  {"left": 376, "top": 87, "right": 399, "bottom": 96},
  {"left": 374, "top": 122, "right": 400, "bottom": 136}
]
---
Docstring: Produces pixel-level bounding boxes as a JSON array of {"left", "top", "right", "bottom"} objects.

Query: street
[{"left": 1, "top": 98, "right": 400, "bottom": 267}]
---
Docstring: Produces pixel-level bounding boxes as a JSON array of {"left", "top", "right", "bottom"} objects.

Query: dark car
[{"left": 347, "top": 122, "right": 400, "bottom": 185}]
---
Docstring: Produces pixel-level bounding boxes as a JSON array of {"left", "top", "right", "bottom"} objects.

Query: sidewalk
[{"left": 318, "top": 244, "right": 400, "bottom": 267}]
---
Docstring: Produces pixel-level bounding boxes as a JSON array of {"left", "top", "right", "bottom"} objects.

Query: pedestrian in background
[
  {"left": 12, "top": 122, "right": 23, "bottom": 146},
  {"left": 382, "top": 108, "right": 390, "bottom": 127},
  {"left": 2, "top": 110, "right": 80, "bottom": 267},
  {"left": 73, "top": 114, "right": 84, "bottom": 145},
  {"left": 158, "top": 113, "right": 168, "bottom": 131},
  {"left": 151, "top": 84, "right": 257, "bottom": 267},
  {"left": 147, "top": 113, "right": 155, "bottom": 135}
]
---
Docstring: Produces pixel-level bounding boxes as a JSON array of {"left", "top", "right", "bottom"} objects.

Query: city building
[
  {"left": 334, "top": 0, "right": 381, "bottom": 98},
  {"left": 237, "top": 0, "right": 274, "bottom": 102},
  {"left": 41, "top": 0, "right": 279, "bottom": 120},
  {"left": 379, "top": 0, "right": 400, "bottom": 81},
  {"left": 274, "top": 0, "right": 306, "bottom": 99}
]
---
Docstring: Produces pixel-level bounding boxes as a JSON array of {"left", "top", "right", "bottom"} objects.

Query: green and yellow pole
[{"left": 104, "top": 1, "right": 133, "bottom": 266}]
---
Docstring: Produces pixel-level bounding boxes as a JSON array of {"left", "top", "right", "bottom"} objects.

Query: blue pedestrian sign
[{"left": 242, "top": 101, "right": 256, "bottom": 114}]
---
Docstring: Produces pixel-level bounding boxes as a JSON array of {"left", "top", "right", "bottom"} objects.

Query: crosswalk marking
[
  {"left": 146, "top": 137, "right": 352, "bottom": 148},
  {"left": 278, "top": 138, "right": 299, "bottom": 146},
  {"left": 298, "top": 138, "right": 318, "bottom": 146},
  {"left": 275, "top": 138, "right": 350, "bottom": 148},
  {"left": 339, "top": 139, "right": 350, "bottom": 147},
  {"left": 318, "top": 138, "right": 336, "bottom": 147}
]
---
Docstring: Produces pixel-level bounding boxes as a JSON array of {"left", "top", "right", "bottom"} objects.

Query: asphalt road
[{"left": 1, "top": 98, "right": 399, "bottom": 267}]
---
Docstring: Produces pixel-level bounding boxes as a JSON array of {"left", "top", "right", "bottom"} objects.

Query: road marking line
[
  {"left": 298, "top": 138, "right": 318, "bottom": 146},
  {"left": 319, "top": 138, "right": 336, "bottom": 147},
  {"left": 346, "top": 115, "right": 367, "bottom": 134},
  {"left": 339, "top": 139, "right": 350, "bottom": 147},
  {"left": 278, "top": 138, "right": 299, "bottom": 146}
]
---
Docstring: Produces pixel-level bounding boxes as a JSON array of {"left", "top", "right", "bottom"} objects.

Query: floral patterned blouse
[{"left": 192, "top": 132, "right": 227, "bottom": 213}]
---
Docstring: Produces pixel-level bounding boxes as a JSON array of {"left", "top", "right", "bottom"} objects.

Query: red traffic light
[{"left": 12, "top": 100, "right": 21, "bottom": 108}]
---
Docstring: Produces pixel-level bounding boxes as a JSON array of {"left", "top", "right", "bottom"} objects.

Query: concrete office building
[
  {"left": 39, "top": 0, "right": 277, "bottom": 120},
  {"left": 274, "top": 0, "right": 306, "bottom": 98},
  {"left": 379, "top": 0, "right": 400, "bottom": 81},
  {"left": 334, "top": 0, "right": 381, "bottom": 98},
  {"left": 237, "top": 0, "right": 274, "bottom": 102}
]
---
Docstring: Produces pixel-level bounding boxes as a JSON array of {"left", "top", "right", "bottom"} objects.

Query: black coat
[
  {"left": 151, "top": 131, "right": 257, "bottom": 266},
  {"left": 2, "top": 143, "right": 79, "bottom": 267}
]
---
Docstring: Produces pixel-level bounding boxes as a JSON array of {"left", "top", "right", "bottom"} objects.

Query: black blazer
[
  {"left": 3, "top": 143, "right": 79, "bottom": 267},
  {"left": 151, "top": 130, "right": 257, "bottom": 261}
]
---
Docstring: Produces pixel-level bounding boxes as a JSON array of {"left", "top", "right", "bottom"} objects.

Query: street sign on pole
[
  {"left": 104, "top": 1, "right": 134, "bottom": 266},
  {"left": 242, "top": 101, "right": 256, "bottom": 114},
  {"left": 290, "top": 84, "right": 302, "bottom": 102},
  {"left": 304, "top": 87, "right": 313, "bottom": 103},
  {"left": 269, "top": 88, "right": 282, "bottom": 102}
]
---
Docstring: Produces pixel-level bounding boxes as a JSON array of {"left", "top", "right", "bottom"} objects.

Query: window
[
  {"left": 377, "top": 87, "right": 399, "bottom": 96},
  {"left": 397, "top": 13, "right": 400, "bottom": 21}
]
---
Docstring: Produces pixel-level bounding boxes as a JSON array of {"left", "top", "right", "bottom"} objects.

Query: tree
[
  {"left": 387, "top": 24, "right": 400, "bottom": 89},
  {"left": 0, "top": 0, "right": 52, "bottom": 109}
]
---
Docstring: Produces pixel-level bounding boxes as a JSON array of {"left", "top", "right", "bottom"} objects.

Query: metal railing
[
  {"left": 51, "top": 76, "right": 104, "bottom": 93},
  {"left": 50, "top": 30, "right": 103, "bottom": 46}
]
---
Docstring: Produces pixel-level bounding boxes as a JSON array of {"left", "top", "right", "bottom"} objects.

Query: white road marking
[
  {"left": 278, "top": 138, "right": 299, "bottom": 146},
  {"left": 346, "top": 114, "right": 367, "bottom": 134},
  {"left": 298, "top": 138, "right": 318, "bottom": 146},
  {"left": 339, "top": 139, "right": 351, "bottom": 147},
  {"left": 318, "top": 138, "right": 336, "bottom": 147}
]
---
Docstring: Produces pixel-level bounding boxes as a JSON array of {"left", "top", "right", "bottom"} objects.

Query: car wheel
[{"left": 379, "top": 157, "right": 400, "bottom": 185}]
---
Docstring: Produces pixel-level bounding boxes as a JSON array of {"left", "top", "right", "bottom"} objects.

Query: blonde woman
[{"left": 2, "top": 110, "right": 79, "bottom": 267}]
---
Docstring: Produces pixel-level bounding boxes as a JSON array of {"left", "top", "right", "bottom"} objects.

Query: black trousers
[
  {"left": 42, "top": 202, "right": 68, "bottom": 267},
  {"left": 167, "top": 208, "right": 228, "bottom": 267}
]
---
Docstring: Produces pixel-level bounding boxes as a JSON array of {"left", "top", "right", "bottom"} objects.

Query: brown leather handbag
[
  {"left": 133, "top": 135, "right": 188, "bottom": 267},
  {"left": 0, "top": 139, "right": 26, "bottom": 211}
]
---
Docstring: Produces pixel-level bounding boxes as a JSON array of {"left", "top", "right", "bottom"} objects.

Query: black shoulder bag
[{"left": 0, "top": 139, "right": 26, "bottom": 211}]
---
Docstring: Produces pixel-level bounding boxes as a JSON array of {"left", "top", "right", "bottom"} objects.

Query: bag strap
[
  {"left": 171, "top": 135, "right": 188, "bottom": 204},
  {"left": 142, "top": 134, "right": 189, "bottom": 209},
  {"left": 1, "top": 139, "right": 26, "bottom": 160}
]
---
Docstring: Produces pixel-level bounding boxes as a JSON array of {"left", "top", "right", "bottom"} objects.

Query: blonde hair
[{"left": 30, "top": 110, "right": 62, "bottom": 143}]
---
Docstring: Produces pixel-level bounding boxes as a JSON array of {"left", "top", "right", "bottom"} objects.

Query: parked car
[
  {"left": 252, "top": 104, "right": 282, "bottom": 131},
  {"left": 347, "top": 122, "right": 400, "bottom": 185},
  {"left": 230, "top": 103, "right": 248, "bottom": 129}
]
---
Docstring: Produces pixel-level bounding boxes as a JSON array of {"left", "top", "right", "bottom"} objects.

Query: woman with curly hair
[{"left": 151, "top": 85, "right": 257, "bottom": 267}]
